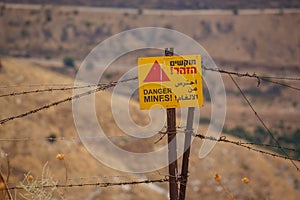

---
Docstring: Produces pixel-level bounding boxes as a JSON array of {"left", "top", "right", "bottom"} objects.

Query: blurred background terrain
[{"left": 0, "top": 0, "right": 299, "bottom": 199}]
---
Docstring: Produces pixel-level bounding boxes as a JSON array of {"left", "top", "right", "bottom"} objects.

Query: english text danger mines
[{"left": 143, "top": 88, "right": 173, "bottom": 102}]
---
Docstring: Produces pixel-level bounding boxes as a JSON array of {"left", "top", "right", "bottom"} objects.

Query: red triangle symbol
[{"left": 144, "top": 60, "right": 170, "bottom": 82}]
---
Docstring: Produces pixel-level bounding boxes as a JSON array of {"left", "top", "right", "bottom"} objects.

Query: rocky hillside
[{"left": 0, "top": 4, "right": 299, "bottom": 68}]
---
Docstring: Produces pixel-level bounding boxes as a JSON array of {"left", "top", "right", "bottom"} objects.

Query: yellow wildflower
[
  {"left": 214, "top": 173, "right": 221, "bottom": 182},
  {"left": 242, "top": 177, "right": 249, "bottom": 184},
  {"left": 56, "top": 153, "right": 64, "bottom": 160},
  {"left": 27, "top": 175, "right": 33, "bottom": 181}
]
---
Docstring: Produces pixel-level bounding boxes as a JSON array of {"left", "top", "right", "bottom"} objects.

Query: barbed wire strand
[
  {"left": 204, "top": 66, "right": 300, "bottom": 90},
  {"left": 0, "top": 77, "right": 137, "bottom": 125},
  {"left": 4, "top": 178, "right": 170, "bottom": 191},
  {"left": 194, "top": 134, "right": 299, "bottom": 161},
  {"left": 0, "top": 83, "right": 78, "bottom": 89},
  {"left": 0, "top": 129, "right": 297, "bottom": 153},
  {"left": 260, "top": 78, "right": 300, "bottom": 91},
  {"left": 66, "top": 172, "right": 170, "bottom": 182},
  {"left": 1, "top": 68, "right": 299, "bottom": 98},
  {"left": 5, "top": 172, "right": 171, "bottom": 187},
  {"left": 228, "top": 74, "right": 300, "bottom": 171},
  {"left": 204, "top": 66, "right": 300, "bottom": 81},
  {"left": 0, "top": 70, "right": 298, "bottom": 161},
  {"left": 1, "top": 129, "right": 296, "bottom": 150},
  {"left": 0, "top": 129, "right": 172, "bottom": 143},
  {"left": 0, "top": 85, "right": 101, "bottom": 98},
  {"left": 160, "top": 129, "right": 298, "bottom": 152},
  {"left": 238, "top": 141, "right": 296, "bottom": 151},
  {"left": 259, "top": 76, "right": 300, "bottom": 81},
  {"left": 0, "top": 67, "right": 299, "bottom": 89},
  {"left": 7, "top": 170, "right": 172, "bottom": 185},
  {"left": 0, "top": 87, "right": 98, "bottom": 125},
  {"left": 0, "top": 135, "right": 127, "bottom": 142},
  {"left": 1, "top": 134, "right": 297, "bottom": 191}
]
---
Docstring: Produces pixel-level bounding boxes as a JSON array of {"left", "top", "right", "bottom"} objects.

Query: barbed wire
[
  {"left": 0, "top": 84, "right": 102, "bottom": 98},
  {"left": 228, "top": 74, "right": 300, "bottom": 171},
  {"left": 0, "top": 134, "right": 297, "bottom": 192},
  {"left": 0, "top": 135, "right": 130, "bottom": 142},
  {"left": 204, "top": 66, "right": 300, "bottom": 90},
  {"left": 1, "top": 129, "right": 296, "bottom": 151},
  {"left": 0, "top": 48, "right": 299, "bottom": 199},
  {"left": 0, "top": 67, "right": 298, "bottom": 170},
  {"left": 0, "top": 83, "right": 77, "bottom": 89},
  {"left": 238, "top": 141, "right": 296, "bottom": 151},
  {"left": 204, "top": 66, "right": 300, "bottom": 81},
  {"left": 0, "top": 67, "right": 298, "bottom": 90},
  {"left": 160, "top": 129, "right": 298, "bottom": 152},
  {"left": 260, "top": 78, "right": 300, "bottom": 91},
  {"left": 0, "top": 129, "right": 297, "bottom": 156},
  {"left": 3, "top": 177, "right": 171, "bottom": 191},
  {"left": 1, "top": 68, "right": 299, "bottom": 99},
  {"left": 1, "top": 133, "right": 297, "bottom": 191},
  {"left": 0, "top": 128, "right": 182, "bottom": 142},
  {"left": 194, "top": 134, "right": 299, "bottom": 161},
  {"left": 0, "top": 77, "right": 137, "bottom": 125},
  {"left": 4, "top": 172, "right": 171, "bottom": 187},
  {"left": 259, "top": 75, "right": 300, "bottom": 81},
  {"left": 0, "top": 87, "right": 98, "bottom": 125},
  {"left": 66, "top": 171, "right": 170, "bottom": 182}
]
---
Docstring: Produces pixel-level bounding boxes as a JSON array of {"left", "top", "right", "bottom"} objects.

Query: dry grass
[{"left": 19, "top": 163, "right": 63, "bottom": 200}]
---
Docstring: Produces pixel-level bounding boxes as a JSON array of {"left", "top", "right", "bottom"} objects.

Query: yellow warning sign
[{"left": 138, "top": 54, "right": 203, "bottom": 110}]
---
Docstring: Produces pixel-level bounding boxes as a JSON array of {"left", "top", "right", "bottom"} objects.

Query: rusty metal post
[
  {"left": 165, "top": 48, "right": 178, "bottom": 200},
  {"left": 179, "top": 107, "right": 195, "bottom": 200}
]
